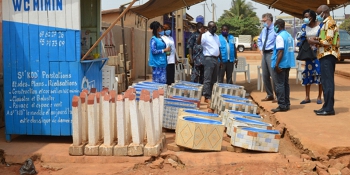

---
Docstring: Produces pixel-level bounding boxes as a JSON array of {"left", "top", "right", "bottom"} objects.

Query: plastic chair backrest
[{"left": 236, "top": 57, "right": 247, "bottom": 71}]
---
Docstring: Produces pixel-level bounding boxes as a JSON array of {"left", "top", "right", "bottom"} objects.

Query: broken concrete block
[{"left": 144, "top": 142, "right": 162, "bottom": 157}]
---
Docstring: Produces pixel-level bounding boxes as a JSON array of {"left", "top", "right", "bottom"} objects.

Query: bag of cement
[{"left": 20, "top": 158, "right": 37, "bottom": 175}]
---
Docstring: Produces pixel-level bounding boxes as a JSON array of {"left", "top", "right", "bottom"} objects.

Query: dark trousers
[
  {"left": 218, "top": 62, "right": 234, "bottom": 84},
  {"left": 272, "top": 68, "right": 290, "bottom": 109},
  {"left": 203, "top": 56, "right": 218, "bottom": 99},
  {"left": 320, "top": 55, "right": 336, "bottom": 111},
  {"left": 166, "top": 63, "right": 175, "bottom": 85},
  {"left": 191, "top": 65, "right": 204, "bottom": 84}
]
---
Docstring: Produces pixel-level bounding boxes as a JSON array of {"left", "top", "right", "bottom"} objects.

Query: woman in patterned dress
[
  {"left": 148, "top": 21, "right": 171, "bottom": 84},
  {"left": 298, "top": 9, "right": 322, "bottom": 104}
]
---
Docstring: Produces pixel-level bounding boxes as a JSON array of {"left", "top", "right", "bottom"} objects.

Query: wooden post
[
  {"left": 117, "top": 95, "right": 127, "bottom": 146},
  {"left": 109, "top": 90, "right": 117, "bottom": 142},
  {"left": 72, "top": 96, "right": 82, "bottom": 146},
  {"left": 142, "top": 90, "right": 156, "bottom": 146},
  {"left": 80, "top": 92, "right": 88, "bottom": 143},
  {"left": 158, "top": 88, "right": 164, "bottom": 139},
  {"left": 129, "top": 91, "right": 142, "bottom": 144},
  {"left": 102, "top": 94, "right": 113, "bottom": 146},
  {"left": 124, "top": 89, "right": 132, "bottom": 144},
  {"left": 87, "top": 94, "right": 98, "bottom": 146},
  {"left": 152, "top": 90, "right": 160, "bottom": 141},
  {"left": 95, "top": 92, "right": 101, "bottom": 141}
]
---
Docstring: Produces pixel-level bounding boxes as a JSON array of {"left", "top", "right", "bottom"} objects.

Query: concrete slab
[
  {"left": 99, "top": 143, "right": 116, "bottom": 156},
  {"left": 144, "top": 142, "right": 162, "bottom": 157},
  {"left": 114, "top": 145, "right": 128, "bottom": 156},
  {"left": 69, "top": 143, "right": 87, "bottom": 156},
  {"left": 84, "top": 144, "right": 101, "bottom": 156},
  {"left": 127, "top": 143, "right": 144, "bottom": 156}
]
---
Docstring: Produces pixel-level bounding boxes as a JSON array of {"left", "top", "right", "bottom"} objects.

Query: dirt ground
[{"left": 1, "top": 53, "right": 350, "bottom": 175}]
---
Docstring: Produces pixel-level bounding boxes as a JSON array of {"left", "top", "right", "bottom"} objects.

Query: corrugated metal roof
[{"left": 252, "top": 0, "right": 350, "bottom": 18}]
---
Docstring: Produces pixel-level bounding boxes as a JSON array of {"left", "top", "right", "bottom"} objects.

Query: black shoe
[
  {"left": 316, "top": 110, "right": 335, "bottom": 116},
  {"left": 314, "top": 108, "right": 324, "bottom": 113},
  {"left": 271, "top": 107, "right": 288, "bottom": 113},
  {"left": 261, "top": 96, "right": 274, "bottom": 101}
]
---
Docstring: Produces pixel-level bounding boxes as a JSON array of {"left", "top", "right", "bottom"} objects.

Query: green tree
[
  {"left": 217, "top": 0, "right": 260, "bottom": 36},
  {"left": 340, "top": 18, "right": 350, "bottom": 32}
]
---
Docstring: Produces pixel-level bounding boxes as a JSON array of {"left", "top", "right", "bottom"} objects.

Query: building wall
[{"left": 102, "top": 11, "right": 163, "bottom": 30}]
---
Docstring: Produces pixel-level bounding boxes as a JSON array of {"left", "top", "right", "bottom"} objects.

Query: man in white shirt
[{"left": 197, "top": 21, "right": 222, "bottom": 104}]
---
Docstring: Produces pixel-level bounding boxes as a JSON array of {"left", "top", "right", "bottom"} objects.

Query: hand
[
  {"left": 234, "top": 60, "right": 238, "bottom": 68},
  {"left": 220, "top": 62, "right": 223, "bottom": 68},
  {"left": 164, "top": 47, "right": 171, "bottom": 52},
  {"left": 275, "top": 67, "right": 282, "bottom": 74},
  {"left": 175, "top": 59, "right": 179, "bottom": 65},
  {"left": 260, "top": 50, "right": 263, "bottom": 55}
]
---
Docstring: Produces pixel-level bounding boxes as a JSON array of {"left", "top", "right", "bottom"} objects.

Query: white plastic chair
[
  {"left": 296, "top": 60, "right": 303, "bottom": 83},
  {"left": 175, "top": 63, "right": 185, "bottom": 81},
  {"left": 232, "top": 57, "right": 250, "bottom": 84},
  {"left": 291, "top": 53, "right": 304, "bottom": 84}
]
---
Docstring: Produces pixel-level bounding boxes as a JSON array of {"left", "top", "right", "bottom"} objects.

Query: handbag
[{"left": 296, "top": 39, "right": 316, "bottom": 61}]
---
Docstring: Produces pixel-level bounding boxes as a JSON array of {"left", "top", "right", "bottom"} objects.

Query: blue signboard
[{"left": 2, "top": 0, "right": 103, "bottom": 141}]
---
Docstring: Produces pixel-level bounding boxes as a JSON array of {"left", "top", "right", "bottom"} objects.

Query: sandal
[
  {"left": 300, "top": 100, "right": 311, "bottom": 104},
  {"left": 317, "top": 99, "right": 322, "bottom": 104}
]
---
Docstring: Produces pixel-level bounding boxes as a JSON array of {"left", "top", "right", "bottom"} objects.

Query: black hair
[
  {"left": 163, "top": 23, "right": 172, "bottom": 29},
  {"left": 275, "top": 19, "right": 285, "bottom": 29},
  {"left": 303, "top": 9, "right": 316, "bottom": 22},
  {"left": 221, "top": 24, "right": 229, "bottom": 30},
  {"left": 150, "top": 21, "right": 161, "bottom": 36},
  {"left": 208, "top": 21, "right": 215, "bottom": 26},
  {"left": 196, "top": 22, "right": 203, "bottom": 28}
]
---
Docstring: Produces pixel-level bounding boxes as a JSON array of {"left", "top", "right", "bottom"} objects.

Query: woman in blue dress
[
  {"left": 148, "top": 21, "right": 171, "bottom": 84},
  {"left": 297, "top": 9, "right": 322, "bottom": 104}
]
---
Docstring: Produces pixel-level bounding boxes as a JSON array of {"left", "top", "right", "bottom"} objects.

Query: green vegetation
[
  {"left": 216, "top": 0, "right": 261, "bottom": 36},
  {"left": 339, "top": 18, "right": 350, "bottom": 32}
]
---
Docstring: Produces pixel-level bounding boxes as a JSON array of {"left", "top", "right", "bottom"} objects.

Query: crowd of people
[
  {"left": 148, "top": 20, "right": 238, "bottom": 106},
  {"left": 258, "top": 5, "right": 339, "bottom": 116},
  {"left": 147, "top": 4, "right": 339, "bottom": 116}
]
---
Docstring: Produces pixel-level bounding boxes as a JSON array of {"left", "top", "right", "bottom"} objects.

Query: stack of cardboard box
[{"left": 107, "top": 44, "right": 133, "bottom": 94}]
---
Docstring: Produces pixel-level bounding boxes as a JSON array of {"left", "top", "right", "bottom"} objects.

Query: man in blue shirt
[
  {"left": 258, "top": 13, "right": 277, "bottom": 102},
  {"left": 218, "top": 25, "right": 238, "bottom": 84},
  {"left": 271, "top": 19, "right": 296, "bottom": 113}
]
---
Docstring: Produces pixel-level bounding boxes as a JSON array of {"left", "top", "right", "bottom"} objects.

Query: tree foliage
[
  {"left": 216, "top": 0, "right": 260, "bottom": 36},
  {"left": 339, "top": 18, "right": 350, "bottom": 32}
]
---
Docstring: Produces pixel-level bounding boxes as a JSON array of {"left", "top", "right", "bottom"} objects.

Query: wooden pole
[{"left": 81, "top": 0, "right": 138, "bottom": 60}]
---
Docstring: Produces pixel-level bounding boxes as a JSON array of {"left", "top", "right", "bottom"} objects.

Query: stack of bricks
[
  {"left": 167, "top": 83, "right": 203, "bottom": 101},
  {"left": 107, "top": 44, "right": 133, "bottom": 94},
  {"left": 231, "top": 126, "right": 281, "bottom": 152},
  {"left": 210, "top": 83, "right": 246, "bottom": 110},
  {"left": 162, "top": 98, "right": 197, "bottom": 130},
  {"left": 69, "top": 87, "right": 166, "bottom": 157},
  {"left": 226, "top": 117, "right": 272, "bottom": 138},
  {"left": 161, "top": 81, "right": 203, "bottom": 130}
]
